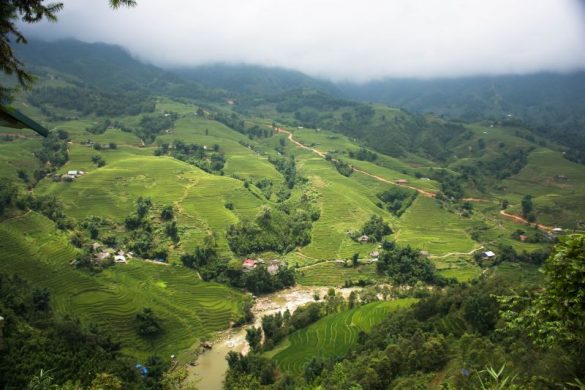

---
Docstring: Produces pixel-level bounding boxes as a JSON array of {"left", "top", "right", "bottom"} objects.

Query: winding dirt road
[{"left": 275, "top": 126, "right": 556, "bottom": 231}]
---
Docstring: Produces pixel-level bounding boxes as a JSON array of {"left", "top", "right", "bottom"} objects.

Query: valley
[{"left": 1, "top": 38, "right": 584, "bottom": 389}]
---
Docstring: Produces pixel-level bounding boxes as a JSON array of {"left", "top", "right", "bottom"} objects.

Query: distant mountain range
[{"left": 15, "top": 39, "right": 585, "bottom": 156}]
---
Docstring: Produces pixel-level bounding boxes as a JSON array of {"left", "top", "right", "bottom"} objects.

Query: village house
[
  {"left": 358, "top": 235, "right": 370, "bottom": 243},
  {"left": 114, "top": 250, "right": 128, "bottom": 263},
  {"left": 420, "top": 250, "right": 430, "bottom": 257},
  {"left": 481, "top": 251, "right": 496, "bottom": 260},
  {"left": 519, "top": 234, "right": 527, "bottom": 242},
  {"left": 552, "top": 227, "right": 563, "bottom": 234},
  {"left": 242, "top": 259, "right": 257, "bottom": 271},
  {"left": 369, "top": 250, "right": 380, "bottom": 258},
  {"left": 267, "top": 260, "right": 282, "bottom": 275}
]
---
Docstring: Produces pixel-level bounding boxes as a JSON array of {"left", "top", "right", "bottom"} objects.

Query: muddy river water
[{"left": 187, "top": 286, "right": 359, "bottom": 389}]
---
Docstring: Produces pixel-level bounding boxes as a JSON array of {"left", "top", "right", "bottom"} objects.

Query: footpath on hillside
[{"left": 274, "top": 127, "right": 556, "bottom": 231}]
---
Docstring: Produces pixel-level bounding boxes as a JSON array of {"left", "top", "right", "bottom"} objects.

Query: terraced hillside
[
  {"left": 0, "top": 212, "right": 243, "bottom": 359},
  {"left": 267, "top": 298, "right": 417, "bottom": 374}
]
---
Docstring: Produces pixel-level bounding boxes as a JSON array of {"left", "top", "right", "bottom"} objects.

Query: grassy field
[
  {"left": 0, "top": 211, "right": 243, "bottom": 360},
  {"left": 267, "top": 298, "right": 417, "bottom": 373},
  {"left": 396, "top": 196, "right": 478, "bottom": 256},
  {"left": 296, "top": 261, "right": 386, "bottom": 286}
]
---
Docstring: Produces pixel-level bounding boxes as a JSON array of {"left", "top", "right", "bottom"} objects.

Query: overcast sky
[{"left": 21, "top": 0, "right": 585, "bottom": 82}]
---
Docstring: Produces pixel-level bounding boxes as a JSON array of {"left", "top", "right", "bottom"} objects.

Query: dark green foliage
[
  {"left": 137, "top": 112, "right": 178, "bottom": 144},
  {"left": 0, "top": 180, "right": 17, "bottom": 215},
  {"left": 225, "top": 352, "right": 276, "bottom": 388},
  {"left": 459, "top": 148, "right": 529, "bottom": 183},
  {"left": 135, "top": 308, "right": 163, "bottom": 338},
  {"left": 521, "top": 194, "right": 533, "bottom": 218},
  {"left": 180, "top": 246, "right": 217, "bottom": 269},
  {"left": 28, "top": 87, "right": 155, "bottom": 118},
  {"left": 28, "top": 86, "right": 155, "bottom": 117},
  {"left": 429, "top": 169, "right": 464, "bottom": 200},
  {"left": 87, "top": 119, "right": 112, "bottom": 135},
  {"left": 227, "top": 206, "right": 313, "bottom": 255},
  {"left": 376, "top": 244, "right": 443, "bottom": 285},
  {"left": 155, "top": 140, "right": 225, "bottom": 173},
  {"left": 36, "top": 130, "right": 69, "bottom": 169},
  {"left": 160, "top": 205, "right": 174, "bottom": 221},
  {"left": 377, "top": 187, "right": 417, "bottom": 216},
  {"left": 358, "top": 215, "right": 392, "bottom": 242},
  {"left": 91, "top": 154, "right": 106, "bottom": 167},
  {"left": 268, "top": 155, "right": 297, "bottom": 190},
  {"left": 243, "top": 265, "right": 296, "bottom": 295},
  {"left": 332, "top": 159, "right": 353, "bottom": 177},
  {"left": 245, "top": 327, "right": 262, "bottom": 352},
  {"left": 348, "top": 148, "right": 378, "bottom": 162},
  {"left": 0, "top": 273, "right": 140, "bottom": 389},
  {"left": 17, "top": 194, "right": 74, "bottom": 230}
]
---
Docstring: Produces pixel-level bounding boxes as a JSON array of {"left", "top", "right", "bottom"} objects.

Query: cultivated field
[
  {"left": 267, "top": 298, "right": 417, "bottom": 373},
  {"left": 0, "top": 212, "right": 243, "bottom": 359}
]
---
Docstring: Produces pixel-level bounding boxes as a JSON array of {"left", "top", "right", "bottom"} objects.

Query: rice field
[
  {"left": 0, "top": 212, "right": 243, "bottom": 360},
  {"left": 268, "top": 298, "right": 417, "bottom": 374},
  {"left": 296, "top": 261, "right": 386, "bottom": 286}
]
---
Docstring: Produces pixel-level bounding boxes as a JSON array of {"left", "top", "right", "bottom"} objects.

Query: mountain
[
  {"left": 16, "top": 39, "right": 176, "bottom": 90},
  {"left": 172, "top": 63, "right": 339, "bottom": 97}
]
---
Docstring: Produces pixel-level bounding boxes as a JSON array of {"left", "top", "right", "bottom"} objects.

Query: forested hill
[
  {"left": 16, "top": 39, "right": 175, "bottom": 90},
  {"left": 173, "top": 64, "right": 340, "bottom": 97}
]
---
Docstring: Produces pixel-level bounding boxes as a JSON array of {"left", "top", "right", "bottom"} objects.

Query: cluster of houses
[
  {"left": 241, "top": 258, "right": 284, "bottom": 274},
  {"left": 92, "top": 242, "right": 133, "bottom": 264}
]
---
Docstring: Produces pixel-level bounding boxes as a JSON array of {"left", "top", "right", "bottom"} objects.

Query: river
[{"left": 187, "top": 286, "right": 359, "bottom": 389}]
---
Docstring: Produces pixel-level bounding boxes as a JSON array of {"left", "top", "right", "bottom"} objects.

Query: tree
[
  {"left": 351, "top": 252, "right": 359, "bottom": 267},
  {"left": 1, "top": 0, "right": 136, "bottom": 100},
  {"left": 245, "top": 327, "right": 262, "bottom": 352},
  {"left": 135, "top": 307, "right": 162, "bottom": 338},
  {"left": 521, "top": 195, "right": 533, "bottom": 218},
  {"left": 160, "top": 205, "right": 174, "bottom": 221},
  {"left": 500, "top": 235, "right": 585, "bottom": 367}
]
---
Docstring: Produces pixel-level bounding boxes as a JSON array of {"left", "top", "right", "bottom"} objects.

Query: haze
[{"left": 21, "top": 0, "right": 585, "bottom": 82}]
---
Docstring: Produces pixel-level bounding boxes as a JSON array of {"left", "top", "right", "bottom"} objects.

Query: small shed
[
  {"left": 67, "top": 170, "right": 79, "bottom": 176},
  {"left": 481, "top": 251, "right": 496, "bottom": 259},
  {"left": 358, "top": 235, "right": 370, "bottom": 243}
]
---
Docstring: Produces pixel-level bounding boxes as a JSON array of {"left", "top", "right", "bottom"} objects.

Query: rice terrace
[{"left": 1, "top": 1, "right": 585, "bottom": 389}]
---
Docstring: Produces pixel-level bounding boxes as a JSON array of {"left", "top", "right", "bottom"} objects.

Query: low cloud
[{"left": 21, "top": 0, "right": 585, "bottom": 82}]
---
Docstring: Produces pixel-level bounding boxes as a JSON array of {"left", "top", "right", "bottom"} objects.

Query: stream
[{"left": 187, "top": 286, "right": 359, "bottom": 390}]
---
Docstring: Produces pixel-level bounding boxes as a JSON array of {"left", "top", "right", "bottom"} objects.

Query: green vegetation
[
  {"left": 269, "top": 299, "right": 417, "bottom": 374},
  {"left": 0, "top": 212, "right": 244, "bottom": 360},
  {"left": 2, "top": 38, "right": 585, "bottom": 389},
  {"left": 376, "top": 186, "right": 417, "bottom": 216}
]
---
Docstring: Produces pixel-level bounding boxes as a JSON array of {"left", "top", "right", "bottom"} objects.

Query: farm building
[
  {"left": 481, "top": 251, "right": 496, "bottom": 259},
  {"left": 265, "top": 260, "right": 282, "bottom": 275},
  {"left": 242, "top": 259, "right": 257, "bottom": 270},
  {"left": 114, "top": 254, "right": 127, "bottom": 263},
  {"left": 358, "top": 235, "right": 370, "bottom": 243}
]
